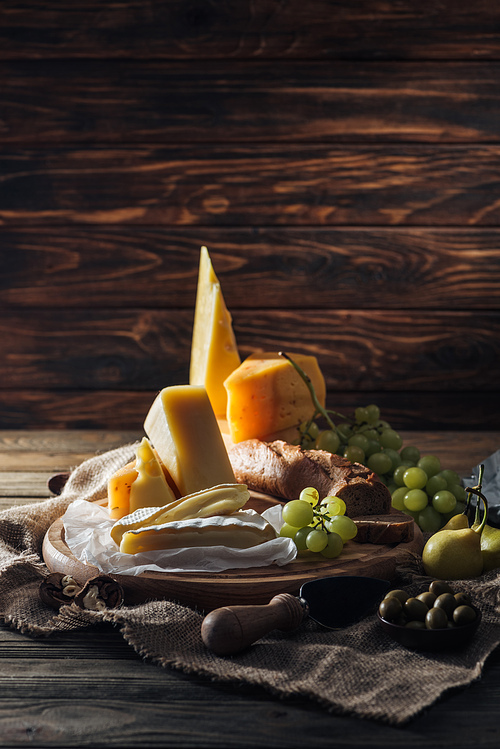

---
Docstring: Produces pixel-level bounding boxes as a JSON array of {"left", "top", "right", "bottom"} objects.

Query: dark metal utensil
[{"left": 201, "top": 575, "right": 391, "bottom": 655}]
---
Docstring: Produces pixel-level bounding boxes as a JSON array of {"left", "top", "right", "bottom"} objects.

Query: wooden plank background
[{"left": 1, "top": 1, "right": 499, "bottom": 430}]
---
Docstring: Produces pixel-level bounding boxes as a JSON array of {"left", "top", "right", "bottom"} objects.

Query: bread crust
[{"left": 228, "top": 439, "right": 392, "bottom": 518}]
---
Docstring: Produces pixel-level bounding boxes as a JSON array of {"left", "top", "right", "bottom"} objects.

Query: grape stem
[{"left": 279, "top": 352, "right": 339, "bottom": 431}]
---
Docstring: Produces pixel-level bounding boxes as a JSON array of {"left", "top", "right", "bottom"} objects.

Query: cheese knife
[{"left": 201, "top": 575, "right": 390, "bottom": 655}]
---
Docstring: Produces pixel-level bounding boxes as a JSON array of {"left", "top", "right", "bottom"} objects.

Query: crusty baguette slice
[
  {"left": 228, "top": 439, "right": 392, "bottom": 518},
  {"left": 352, "top": 513, "right": 414, "bottom": 544}
]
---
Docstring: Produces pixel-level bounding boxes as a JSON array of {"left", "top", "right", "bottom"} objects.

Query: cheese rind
[
  {"left": 144, "top": 384, "right": 236, "bottom": 496},
  {"left": 224, "top": 352, "right": 326, "bottom": 443},
  {"left": 189, "top": 246, "right": 241, "bottom": 416},
  {"left": 119, "top": 512, "right": 276, "bottom": 555}
]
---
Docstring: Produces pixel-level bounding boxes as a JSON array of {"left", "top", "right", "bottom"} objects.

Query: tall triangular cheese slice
[{"left": 189, "top": 246, "right": 241, "bottom": 417}]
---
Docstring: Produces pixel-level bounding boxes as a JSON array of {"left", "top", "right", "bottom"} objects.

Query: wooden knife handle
[{"left": 201, "top": 593, "right": 306, "bottom": 656}]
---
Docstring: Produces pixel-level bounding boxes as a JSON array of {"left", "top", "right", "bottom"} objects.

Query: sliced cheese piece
[
  {"left": 119, "top": 511, "right": 276, "bottom": 555},
  {"left": 223, "top": 351, "right": 326, "bottom": 443},
  {"left": 108, "top": 463, "right": 138, "bottom": 520},
  {"left": 143, "top": 384, "right": 236, "bottom": 496},
  {"left": 189, "top": 246, "right": 241, "bottom": 416},
  {"left": 110, "top": 483, "right": 250, "bottom": 545},
  {"left": 129, "top": 437, "right": 178, "bottom": 513}
]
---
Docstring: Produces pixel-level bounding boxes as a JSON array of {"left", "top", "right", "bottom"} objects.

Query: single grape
[
  {"left": 391, "top": 487, "right": 408, "bottom": 510},
  {"left": 400, "top": 445, "right": 421, "bottom": 464},
  {"left": 326, "top": 515, "right": 358, "bottom": 541},
  {"left": 320, "top": 532, "right": 344, "bottom": 558},
  {"left": 279, "top": 523, "right": 300, "bottom": 539},
  {"left": 306, "top": 529, "right": 329, "bottom": 552},
  {"left": 299, "top": 486, "right": 320, "bottom": 506},
  {"left": 417, "top": 455, "right": 441, "bottom": 478},
  {"left": 354, "top": 406, "right": 369, "bottom": 424},
  {"left": 348, "top": 433, "right": 370, "bottom": 453},
  {"left": 364, "top": 439, "right": 382, "bottom": 457},
  {"left": 344, "top": 445, "right": 365, "bottom": 463},
  {"left": 418, "top": 504, "right": 442, "bottom": 534},
  {"left": 404, "top": 489, "right": 428, "bottom": 512},
  {"left": 438, "top": 469, "right": 462, "bottom": 485},
  {"left": 376, "top": 419, "right": 392, "bottom": 430},
  {"left": 367, "top": 451, "right": 393, "bottom": 475},
  {"left": 393, "top": 464, "right": 409, "bottom": 487},
  {"left": 365, "top": 404, "right": 381, "bottom": 424},
  {"left": 316, "top": 429, "right": 340, "bottom": 454},
  {"left": 379, "top": 429, "right": 403, "bottom": 450},
  {"left": 300, "top": 420, "right": 319, "bottom": 440},
  {"left": 293, "top": 526, "right": 310, "bottom": 551},
  {"left": 447, "top": 483, "right": 467, "bottom": 502},
  {"left": 386, "top": 482, "right": 398, "bottom": 494},
  {"left": 282, "top": 499, "right": 314, "bottom": 527},
  {"left": 336, "top": 423, "right": 352, "bottom": 441},
  {"left": 403, "top": 466, "right": 428, "bottom": 490},
  {"left": 425, "top": 474, "right": 447, "bottom": 497},
  {"left": 321, "top": 495, "right": 347, "bottom": 516},
  {"left": 432, "top": 490, "right": 457, "bottom": 514},
  {"left": 383, "top": 447, "right": 402, "bottom": 471}
]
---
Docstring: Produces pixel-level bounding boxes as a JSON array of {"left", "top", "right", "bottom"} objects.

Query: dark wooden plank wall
[{"left": 1, "top": 1, "right": 499, "bottom": 430}]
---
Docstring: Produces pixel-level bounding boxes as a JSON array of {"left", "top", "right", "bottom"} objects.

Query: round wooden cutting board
[{"left": 42, "top": 492, "right": 424, "bottom": 612}]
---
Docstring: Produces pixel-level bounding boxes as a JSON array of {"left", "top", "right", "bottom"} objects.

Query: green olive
[
  {"left": 433, "top": 592, "right": 457, "bottom": 618},
  {"left": 406, "top": 620, "right": 426, "bottom": 629},
  {"left": 417, "top": 591, "right": 437, "bottom": 608},
  {"left": 379, "top": 596, "right": 403, "bottom": 621},
  {"left": 384, "top": 589, "right": 409, "bottom": 604},
  {"left": 454, "top": 591, "right": 472, "bottom": 607},
  {"left": 403, "top": 597, "right": 428, "bottom": 622},
  {"left": 429, "top": 580, "right": 454, "bottom": 597},
  {"left": 453, "top": 605, "right": 477, "bottom": 626},
  {"left": 425, "top": 607, "right": 449, "bottom": 630}
]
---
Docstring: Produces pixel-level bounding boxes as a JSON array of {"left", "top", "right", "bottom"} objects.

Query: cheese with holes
[
  {"left": 119, "top": 512, "right": 276, "bottom": 555},
  {"left": 144, "top": 385, "right": 236, "bottom": 496},
  {"left": 224, "top": 352, "right": 326, "bottom": 443},
  {"left": 110, "top": 483, "right": 249, "bottom": 545},
  {"left": 189, "top": 246, "right": 241, "bottom": 416}
]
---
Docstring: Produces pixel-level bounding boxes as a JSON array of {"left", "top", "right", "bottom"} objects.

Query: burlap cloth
[{"left": 1, "top": 442, "right": 499, "bottom": 726}]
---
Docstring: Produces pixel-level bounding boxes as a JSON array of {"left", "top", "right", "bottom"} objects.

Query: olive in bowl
[{"left": 377, "top": 581, "right": 481, "bottom": 651}]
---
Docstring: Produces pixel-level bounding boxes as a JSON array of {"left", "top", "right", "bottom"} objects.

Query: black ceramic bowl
[{"left": 377, "top": 606, "right": 482, "bottom": 651}]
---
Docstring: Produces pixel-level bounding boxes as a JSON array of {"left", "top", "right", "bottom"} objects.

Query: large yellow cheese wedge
[
  {"left": 224, "top": 352, "right": 326, "bottom": 443},
  {"left": 144, "top": 384, "right": 236, "bottom": 496},
  {"left": 189, "top": 246, "right": 241, "bottom": 416}
]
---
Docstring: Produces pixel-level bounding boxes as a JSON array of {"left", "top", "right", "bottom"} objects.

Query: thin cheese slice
[
  {"left": 189, "top": 246, "right": 241, "bottom": 416},
  {"left": 143, "top": 384, "right": 236, "bottom": 496},
  {"left": 224, "top": 351, "right": 326, "bottom": 443}
]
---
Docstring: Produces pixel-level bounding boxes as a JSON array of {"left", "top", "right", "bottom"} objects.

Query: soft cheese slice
[
  {"left": 224, "top": 351, "right": 326, "bottom": 443},
  {"left": 144, "top": 384, "right": 236, "bottom": 496},
  {"left": 119, "top": 511, "right": 276, "bottom": 555},
  {"left": 128, "top": 437, "right": 178, "bottom": 513},
  {"left": 189, "top": 246, "right": 241, "bottom": 416},
  {"left": 110, "top": 483, "right": 250, "bottom": 545}
]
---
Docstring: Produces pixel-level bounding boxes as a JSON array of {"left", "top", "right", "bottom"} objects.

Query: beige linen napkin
[{"left": 0, "top": 443, "right": 499, "bottom": 725}]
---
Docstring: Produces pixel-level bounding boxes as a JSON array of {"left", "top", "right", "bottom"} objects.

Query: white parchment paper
[{"left": 62, "top": 499, "right": 296, "bottom": 574}]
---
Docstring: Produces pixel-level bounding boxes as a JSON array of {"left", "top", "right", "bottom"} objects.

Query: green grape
[
  {"left": 440, "top": 501, "right": 466, "bottom": 525},
  {"left": 403, "top": 466, "right": 428, "bottom": 490},
  {"left": 279, "top": 523, "right": 300, "bottom": 539},
  {"left": 418, "top": 504, "right": 442, "bottom": 534},
  {"left": 432, "top": 490, "right": 457, "bottom": 514},
  {"left": 300, "top": 420, "right": 319, "bottom": 440},
  {"left": 336, "top": 423, "right": 353, "bottom": 441},
  {"left": 306, "top": 529, "right": 329, "bottom": 552},
  {"left": 348, "top": 433, "right": 370, "bottom": 453},
  {"left": 376, "top": 419, "right": 392, "bottom": 430},
  {"left": 393, "top": 464, "right": 409, "bottom": 487},
  {"left": 448, "top": 483, "right": 467, "bottom": 502},
  {"left": 321, "top": 495, "right": 347, "bottom": 516},
  {"left": 425, "top": 474, "right": 447, "bottom": 497},
  {"left": 391, "top": 487, "right": 408, "bottom": 511},
  {"left": 364, "top": 439, "right": 382, "bottom": 457},
  {"left": 379, "top": 429, "right": 403, "bottom": 451},
  {"left": 386, "top": 482, "right": 398, "bottom": 495},
  {"left": 362, "top": 428, "right": 380, "bottom": 441},
  {"left": 417, "top": 454, "right": 441, "bottom": 478},
  {"left": 400, "top": 445, "right": 421, "bottom": 464},
  {"left": 383, "top": 447, "right": 402, "bottom": 471},
  {"left": 404, "top": 489, "right": 428, "bottom": 512},
  {"left": 365, "top": 404, "right": 381, "bottom": 424},
  {"left": 316, "top": 429, "right": 340, "bottom": 454},
  {"left": 282, "top": 500, "right": 314, "bottom": 527},
  {"left": 367, "top": 451, "right": 392, "bottom": 475},
  {"left": 438, "top": 469, "right": 461, "bottom": 485},
  {"left": 354, "top": 406, "right": 369, "bottom": 424},
  {"left": 320, "top": 532, "right": 344, "bottom": 558},
  {"left": 293, "top": 526, "right": 310, "bottom": 551},
  {"left": 344, "top": 445, "right": 365, "bottom": 463},
  {"left": 326, "top": 515, "right": 358, "bottom": 541},
  {"left": 299, "top": 486, "right": 320, "bottom": 506}
]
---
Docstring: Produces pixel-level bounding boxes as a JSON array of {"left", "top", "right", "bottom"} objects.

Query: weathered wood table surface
[{"left": 0, "top": 429, "right": 499, "bottom": 748}]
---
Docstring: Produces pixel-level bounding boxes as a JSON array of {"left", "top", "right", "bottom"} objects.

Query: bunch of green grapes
[
  {"left": 279, "top": 486, "right": 358, "bottom": 557},
  {"left": 297, "top": 405, "right": 467, "bottom": 534}
]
